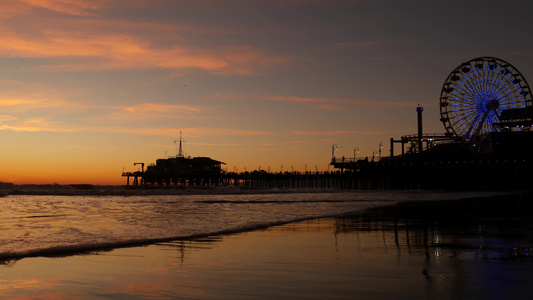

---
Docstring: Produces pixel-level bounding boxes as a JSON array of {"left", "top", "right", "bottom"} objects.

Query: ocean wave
[
  {"left": 0, "top": 215, "right": 336, "bottom": 262},
  {"left": 195, "top": 199, "right": 379, "bottom": 204},
  {"left": 0, "top": 191, "right": 507, "bottom": 262}
]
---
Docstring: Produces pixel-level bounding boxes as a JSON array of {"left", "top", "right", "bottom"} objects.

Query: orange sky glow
[{"left": 1, "top": 0, "right": 532, "bottom": 184}]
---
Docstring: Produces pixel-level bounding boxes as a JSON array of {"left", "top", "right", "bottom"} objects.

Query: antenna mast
[{"left": 178, "top": 130, "right": 184, "bottom": 158}]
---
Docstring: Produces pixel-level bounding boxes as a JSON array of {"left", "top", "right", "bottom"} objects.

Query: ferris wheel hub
[{"left": 485, "top": 99, "right": 500, "bottom": 111}]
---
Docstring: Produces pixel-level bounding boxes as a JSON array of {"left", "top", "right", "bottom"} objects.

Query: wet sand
[{"left": 1, "top": 194, "right": 532, "bottom": 299}]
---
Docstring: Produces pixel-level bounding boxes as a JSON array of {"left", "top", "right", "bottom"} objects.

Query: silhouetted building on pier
[
  {"left": 123, "top": 132, "right": 226, "bottom": 186},
  {"left": 146, "top": 156, "right": 225, "bottom": 186},
  {"left": 123, "top": 156, "right": 225, "bottom": 186}
]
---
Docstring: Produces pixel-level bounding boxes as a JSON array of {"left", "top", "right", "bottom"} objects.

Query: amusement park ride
[
  {"left": 329, "top": 57, "right": 533, "bottom": 189},
  {"left": 339, "top": 56, "right": 533, "bottom": 163},
  {"left": 440, "top": 57, "right": 532, "bottom": 139}
]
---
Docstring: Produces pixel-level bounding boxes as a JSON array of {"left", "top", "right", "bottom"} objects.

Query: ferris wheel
[{"left": 439, "top": 56, "right": 532, "bottom": 141}]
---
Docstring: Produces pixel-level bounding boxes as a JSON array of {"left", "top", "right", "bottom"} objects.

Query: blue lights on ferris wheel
[{"left": 439, "top": 57, "right": 532, "bottom": 141}]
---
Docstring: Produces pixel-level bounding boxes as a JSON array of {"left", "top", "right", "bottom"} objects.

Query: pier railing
[{"left": 331, "top": 157, "right": 381, "bottom": 164}]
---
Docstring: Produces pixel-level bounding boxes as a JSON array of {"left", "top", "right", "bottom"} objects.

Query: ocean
[{"left": 0, "top": 190, "right": 502, "bottom": 260}]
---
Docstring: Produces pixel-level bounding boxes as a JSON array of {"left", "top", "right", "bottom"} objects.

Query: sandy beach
[{"left": 0, "top": 193, "right": 531, "bottom": 299}]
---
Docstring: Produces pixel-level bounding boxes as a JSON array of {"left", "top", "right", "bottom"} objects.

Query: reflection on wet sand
[
  {"left": 335, "top": 195, "right": 533, "bottom": 259},
  {"left": 332, "top": 196, "right": 533, "bottom": 299},
  {"left": 0, "top": 195, "right": 532, "bottom": 299}
]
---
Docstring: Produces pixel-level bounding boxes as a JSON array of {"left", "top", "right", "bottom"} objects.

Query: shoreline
[
  {"left": 1, "top": 183, "right": 525, "bottom": 197},
  {"left": 0, "top": 192, "right": 525, "bottom": 263},
  {"left": 2, "top": 184, "right": 353, "bottom": 196},
  {"left": 1, "top": 192, "right": 531, "bottom": 299}
]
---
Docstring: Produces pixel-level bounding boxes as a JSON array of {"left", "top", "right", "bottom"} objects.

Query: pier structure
[
  {"left": 330, "top": 151, "right": 532, "bottom": 191},
  {"left": 330, "top": 57, "right": 533, "bottom": 191},
  {"left": 122, "top": 57, "right": 533, "bottom": 192},
  {"left": 330, "top": 103, "right": 533, "bottom": 191}
]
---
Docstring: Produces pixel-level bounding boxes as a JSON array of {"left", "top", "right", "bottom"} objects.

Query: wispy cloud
[
  {"left": 213, "top": 92, "right": 414, "bottom": 109},
  {"left": 0, "top": 97, "right": 69, "bottom": 108},
  {"left": 68, "top": 126, "right": 273, "bottom": 139},
  {"left": 182, "top": 127, "right": 272, "bottom": 136},
  {"left": 0, "top": 4, "right": 290, "bottom": 75},
  {"left": 0, "top": 119, "right": 273, "bottom": 137},
  {"left": 110, "top": 103, "right": 203, "bottom": 120},
  {"left": 316, "top": 104, "right": 345, "bottom": 111},
  {"left": 0, "top": 81, "right": 81, "bottom": 113},
  {"left": 264, "top": 95, "right": 324, "bottom": 103},
  {"left": 20, "top": 0, "right": 110, "bottom": 16},
  {"left": 0, "top": 117, "right": 74, "bottom": 132},
  {"left": 292, "top": 130, "right": 383, "bottom": 135},
  {"left": 0, "top": 115, "right": 17, "bottom": 122}
]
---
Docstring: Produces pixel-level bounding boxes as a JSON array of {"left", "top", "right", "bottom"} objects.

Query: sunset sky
[{"left": 1, "top": 0, "right": 532, "bottom": 185}]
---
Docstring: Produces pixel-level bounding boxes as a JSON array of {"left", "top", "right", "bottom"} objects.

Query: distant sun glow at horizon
[{"left": 1, "top": 0, "right": 532, "bottom": 185}]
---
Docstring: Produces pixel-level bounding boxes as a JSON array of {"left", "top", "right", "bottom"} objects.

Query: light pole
[
  {"left": 379, "top": 142, "right": 383, "bottom": 158},
  {"left": 353, "top": 147, "right": 359, "bottom": 161}
]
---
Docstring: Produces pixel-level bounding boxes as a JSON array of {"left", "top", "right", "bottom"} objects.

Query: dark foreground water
[{"left": 0, "top": 192, "right": 531, "bottom": 299}]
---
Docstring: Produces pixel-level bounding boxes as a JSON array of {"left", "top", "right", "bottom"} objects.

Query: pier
[
  {"left": 122, "top": 57, "right": 533, "bottom": 193},
  {"left": 122, "top": 155, "right": 531, "bottom": 191}
]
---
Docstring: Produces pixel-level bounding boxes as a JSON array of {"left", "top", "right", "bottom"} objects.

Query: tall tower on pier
[{"left": 416, "top": 105, "right": 423, "bottom": 153}]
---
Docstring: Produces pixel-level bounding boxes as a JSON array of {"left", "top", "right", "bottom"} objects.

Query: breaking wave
[{"left": 0, "top": 191, "right": 502, "bottom": 261}]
